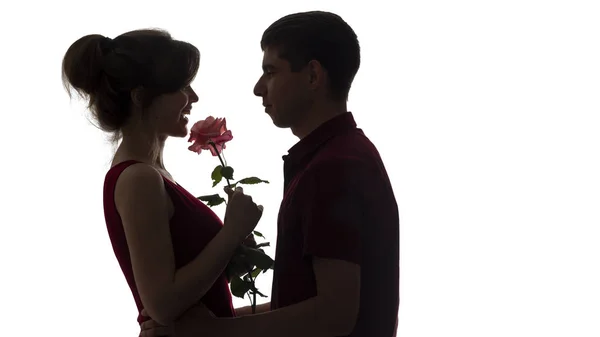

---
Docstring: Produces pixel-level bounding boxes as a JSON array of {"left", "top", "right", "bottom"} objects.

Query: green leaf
[
  {"left": 244, "top": 247, "right": 274, "bottom": 270},
  {"left": 255, "top": 242, "right": 270, "bottom": 248},
  {"left": 221, "top": 166, "right": 234, "bottom": 180},
  {"left": 248, "top": 283, "right": 268, "bottom": 298},
  {"left": 211, "top": 165, "right": 223, "bottom": 187},
  {"left": 253, "top": 231, "right": 265, "bottom": 238},
  {"left": 197, "top": 194, "right": 226, "bottom": 207},
  {"left": 226, "top": 258, "right": 247, "bottom": 279},
  {"left": 225, "top": 261, "right": 241, "bottom": 279},
  {"left": 250, "top": 268, "right": 262, "bottom": 279},
  {"left": 236, "top": 244, "right": 250, "bottom": 256},
  {"left": 230, "top": 276, "right": 252, "bottom": 299},
  {"left": 235, "top": 177, "right": 270, "bottom": 185}
]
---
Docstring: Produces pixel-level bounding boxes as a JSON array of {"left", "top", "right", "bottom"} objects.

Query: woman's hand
[
  {"left": 243, "top": 233, "right": 258, "bottom": 249},
  {"left": 223, "top": 186, "right": 264, "bottom": 241}
]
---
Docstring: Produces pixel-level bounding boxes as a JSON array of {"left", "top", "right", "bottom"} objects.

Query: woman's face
[{"left": 144, "top": 86, "right": 199, "bottom": 138}]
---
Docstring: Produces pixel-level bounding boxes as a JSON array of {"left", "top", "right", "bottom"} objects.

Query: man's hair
[{"left": 261, "top": 11, "right": 360, "bottom": 101}]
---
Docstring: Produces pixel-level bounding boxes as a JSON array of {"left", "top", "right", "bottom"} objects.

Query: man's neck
[{"left": 291, "top": 101, "right": 347, "bottom": 139}]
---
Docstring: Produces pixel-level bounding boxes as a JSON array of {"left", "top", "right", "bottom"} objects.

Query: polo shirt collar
[{"left": 284, "top": 111, "right": 358, "bottom": 162}]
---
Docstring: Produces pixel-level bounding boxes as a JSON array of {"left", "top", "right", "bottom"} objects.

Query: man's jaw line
[{"left": 292, "top": 104, "right": 347, "bottom": 139}]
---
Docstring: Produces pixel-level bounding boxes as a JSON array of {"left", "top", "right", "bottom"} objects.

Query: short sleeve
[{"left": 298, "top": 158, "right": 370, "bottom": 264}]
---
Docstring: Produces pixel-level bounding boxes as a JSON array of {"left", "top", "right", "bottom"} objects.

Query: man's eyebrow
[{"left": 262, "top": 64, "right": 276, "bottom": 71}]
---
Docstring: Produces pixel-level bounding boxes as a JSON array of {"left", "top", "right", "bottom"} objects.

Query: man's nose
[{"left": 253, "top": 77, "right": 265, "bottom": 97}]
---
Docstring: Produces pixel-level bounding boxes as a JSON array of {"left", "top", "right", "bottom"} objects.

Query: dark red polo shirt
[{"left": 271, "top": 112, "right": 399, "bottom": 337}]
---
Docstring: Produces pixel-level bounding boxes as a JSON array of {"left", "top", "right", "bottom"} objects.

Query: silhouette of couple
[{"left": 63, "top": 10, "right": 399, "bottom": 337}]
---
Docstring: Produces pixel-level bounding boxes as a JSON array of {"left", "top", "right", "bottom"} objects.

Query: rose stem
[{"left": 209, "top": 141, "right": 232, "bottom": 187}]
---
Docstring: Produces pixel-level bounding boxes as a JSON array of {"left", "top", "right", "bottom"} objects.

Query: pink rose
[{"left": 187, "top": 116, "right": 233, "bottom": 156}]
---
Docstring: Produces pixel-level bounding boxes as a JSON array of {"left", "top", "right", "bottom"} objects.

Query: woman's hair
[{"left": 62, "top": 28, "right": 200, "bottom": 141}]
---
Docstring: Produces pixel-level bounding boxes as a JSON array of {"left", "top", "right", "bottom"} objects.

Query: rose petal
[
  {"left": 188, "top": 142, "right": 205, "bottom": 154},
  {"left": 187, "top": 116, "right": 233, "bottom": 155},
  {"left": 190, "top": 116, "right": 216, "bottom": 134},
  {"left": 211, "top": 130, "right": 233, "bottom": 145}
]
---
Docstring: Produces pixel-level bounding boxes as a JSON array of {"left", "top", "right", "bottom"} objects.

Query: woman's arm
[{"left": 115, "top": 164, "right": 257, "bottom": 325}]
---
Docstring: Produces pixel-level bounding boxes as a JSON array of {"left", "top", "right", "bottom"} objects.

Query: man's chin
[
  {"left": 272, "top": 121, "right": 290, "bottom": 129},
  {"left": 269, "top": 115, "right": 290, "bottom": 129}
]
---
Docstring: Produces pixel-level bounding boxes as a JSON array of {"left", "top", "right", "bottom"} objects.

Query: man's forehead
[{"left": 262, "top": 46, "right": 284, "bottom": 66}]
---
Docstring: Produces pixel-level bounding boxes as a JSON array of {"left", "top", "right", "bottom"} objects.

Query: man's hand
[
  {"left": 139, "top": 304, "right": 218, "bottom": 337},
  {"left": 139, "top": 309, "right": 173, "bottom": 337}
]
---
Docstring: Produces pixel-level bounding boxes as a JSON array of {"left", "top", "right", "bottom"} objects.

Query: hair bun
[{"left": 62, "top": 34, "right": 107, "bottom": 96}]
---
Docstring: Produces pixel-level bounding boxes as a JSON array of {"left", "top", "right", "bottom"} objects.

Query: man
[{"left": 142, "top": 10, "right": 399, "bottom": 337}]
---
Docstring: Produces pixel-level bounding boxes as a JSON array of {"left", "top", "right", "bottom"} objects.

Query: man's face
[{"left": 253, "top": 46, "right": 313, "bottom": 129}]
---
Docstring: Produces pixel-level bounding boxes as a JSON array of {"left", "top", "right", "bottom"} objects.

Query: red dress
[{"left": 103, "top": 160, "right": 235, "bottom": 323}]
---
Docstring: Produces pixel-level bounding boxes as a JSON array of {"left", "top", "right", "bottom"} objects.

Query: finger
[
  {"left": 224, "top": 186, "right": 234, "bottom": 197},
  {"left": 257, "top": 205, "right": 264, "bottom": 212},
  {"left": 140, "top": 319, "right": 172, "bottom": 336},
  {"left": 140, "top": 320, "right": 163, "bottom": 330},
  {"left": 140, "top": 326, "right": 173, "bottom": 337}
]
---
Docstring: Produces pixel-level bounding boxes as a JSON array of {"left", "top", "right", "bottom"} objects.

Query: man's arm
[
  {"left": 234, "top": 302, "right": 271, "bottom": 316},
  {"left": 213, "top": 159, "right": 365, "bottom": 337},
  {"left": 175, "top": 258, "right": 360, "bottom": 337}
]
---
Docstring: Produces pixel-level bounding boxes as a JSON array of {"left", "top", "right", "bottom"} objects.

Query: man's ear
[
  {"left": 307, "top": 59, "right": 326, "bottom": 90},
  {"left": 130, "top": 87, "right": 145, "bottom": 107}
]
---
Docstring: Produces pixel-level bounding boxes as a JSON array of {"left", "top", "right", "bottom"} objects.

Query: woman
[{"left": 62, "top": 29, "right": 264, "bottom": 327}]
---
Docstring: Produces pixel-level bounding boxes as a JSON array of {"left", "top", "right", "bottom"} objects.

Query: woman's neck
[{"left": 115, "top": 131, "right": 166, "bottom": 169}]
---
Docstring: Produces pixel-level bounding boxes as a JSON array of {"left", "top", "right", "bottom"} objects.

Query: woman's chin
[{"left": 166, "top": 128, "right": 189, "bottom": 138}]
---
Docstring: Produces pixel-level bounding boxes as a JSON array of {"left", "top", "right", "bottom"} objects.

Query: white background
[{"left": 1, "top": 0, "right": 599, "bottom": 336}]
